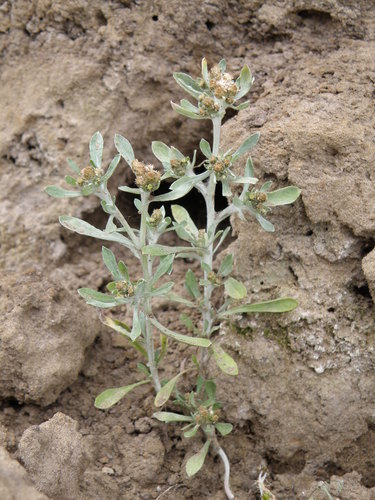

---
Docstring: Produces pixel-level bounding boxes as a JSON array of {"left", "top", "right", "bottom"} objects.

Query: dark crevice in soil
[
  {"left": 266, "top": 449, "right": 306, "bottom": 475},
  {"left": 297, "top": 9, "right": 333, "bottom": 24}
]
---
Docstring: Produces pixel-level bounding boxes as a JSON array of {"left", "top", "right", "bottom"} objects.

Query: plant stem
[
  {"left": 217, "top": 446, "right": 234, "bottom": 500},
  {"left": 201, "top": 117, "right": 222, "bottom": 339},
  {"left": 140, "top": 192, "right": 161, "bottom": 393}
]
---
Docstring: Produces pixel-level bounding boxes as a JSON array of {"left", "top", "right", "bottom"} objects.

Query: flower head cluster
[
  {"left": 170, "top": 156, "right": 190, "bottom": 177},
  {"left": 149, "top": 208, "right": 163, "bottom": 227},
  {"left": 194, "top": 405, "right": 221, "bottom": 425},
  {"left": 208, "top": 66, "right": 239, "bottom": 104},
  {"left": 206, "top": 154, "right": 232, "bottom": 180},
  {"left": 246, "top": 189, "right": 269, "bottom": 216},
  {"left": 76, "top": 166, "right": 103, "bottom": 187},
  {"left": 110, "top": 280, "right": 135, "bottom": 298},
  {"left": 132, "top": 159, "right": 161, "bottom": 192},
  {"left": 198, "top": 94, "right": 220, "bottom": 117}
]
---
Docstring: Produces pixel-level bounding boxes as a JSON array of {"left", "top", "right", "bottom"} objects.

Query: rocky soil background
[{"left": 1, "top": 0, "right": 375, "bottom": 499}]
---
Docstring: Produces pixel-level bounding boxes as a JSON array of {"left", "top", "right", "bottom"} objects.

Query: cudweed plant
[{"left": 46, "top": 58, "right": 300, "bottom": 499}]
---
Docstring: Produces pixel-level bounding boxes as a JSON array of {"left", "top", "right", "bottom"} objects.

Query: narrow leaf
[
  {"left": 152, "top": 141, "right": 171, "bottom": 163},
  {"left": 143, "top": 244, "right": 199, "bottom": 256},
  {"left": 150, "top": 317, "right": 211, "bottom": 347},
  {"left": 266, "top": 186, "right": 301, "bottom": 206},
  {"left": 255, "top": 212, "right": 275, "bottom": 232},
  {"left": 131, "top": 309, "right": 142, "bottom": 341},
  {"left": 171, "top": 205, "right": 199, "bottom": 238},
  {"left": 201, "top": 58, "right": 209, "bottom": 84},
  {"left": 221, "top": 297, "right": 298, "bottom": 316},
  {"left": 67, "top": 158, "right": 80, "bottom": 174},
  {"left": 215, "top": 422, "right": 233, "bottom": 436},
  {"left": 185, "top": 269, "right": 201, "bottom": 299},
  {"left": 153, "top": 254, "right": 174, "bottom": 283},
  {"left": 199, "top": 138, "right": 212, "bottom": 159},
  {"left": 45, "top": 186, "right": 81, "bottom": 198},
  {"left": 89, "top": 131, "right": 104, "bottom": 168},
  {"left": 218, "top": 254, "right": 233, "bottom": 277},
  {"left": 235, "top": 64, "right": 254, "bottom": 100},
  {"left": 78, "top": 288, "right": 124, "bottom": 308},
  {"left": 95, "top": 380, "right": 150, "bottom": 409},
  {"left": 102, "top": 154, "right": 121, "bottom": 182},
  {"left": 171, "top": 102, "right": 205, "bottom": 120},
  {"left": 233, "top": 133, "right": 260, "bottom": 160},
  {"left": 65, "top": 175, "right": 77, "bottom": 186},
  {"left": 153, "top": 412, "right": 193, "bottom": 423},
  {"left": 212, "top": 344, "right": 238, "bottom": 375},
  {"left": 155, "top": 371, "right": 186, "bottom": 407},
  {"left": 173, "top": 72, "right": 203, "bottom": 99},
  {"left": 218, "top": 59, "right": 226, "bottom": 72},
  {"left": 102, "top": 246, "right": 123, "bottom": 280},
  {"left": 224, "top": 277, "right": 247, "bottom": 299},
  {"left": 150, "top": 282, "right": 174, "bottom": 297},
  {"left": 186, "top": 440, "right": 211, "bottom": 477},
  {"left": 114, "top": 134, "right": 135, "bottom": 164},
  {"left": 184, "top": 425, "right": 200, "bottom": 438}
]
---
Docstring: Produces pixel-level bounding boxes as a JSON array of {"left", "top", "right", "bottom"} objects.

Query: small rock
[
  {"left": 18, "top": 412, "right": 90, "bottom": 499},
  {"left": 101, "top": 466, "right": 115, "bottom": 476}
]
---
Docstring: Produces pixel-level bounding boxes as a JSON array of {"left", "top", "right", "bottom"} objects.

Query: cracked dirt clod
[{"left": 18, "top": 412, "right": 90, "bottom": 499}]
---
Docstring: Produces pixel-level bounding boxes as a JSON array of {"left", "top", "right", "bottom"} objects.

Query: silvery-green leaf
[
  {"left": 170, "top": 171, "right": 210, "bottom": 191},
  {"left": 255, "top": 212, "right": 275, "bottom": 232},
  {"left": 220, "top": 297, "right": 298, "bottom": 316},
  {"left": 213, "top": 226, "right": 231, "bottom": 254},
  {"left": 186, "top": 440, "right": 211, "bottom": 477},
  {"left": 117, "top": 261, "right": 129, "bottom": 281},
  {"left": 260, "top": 181, "right": 273, "bottom": 192},
  {"left": 114, "top": 134, "right": 135, "bottom": 164},
  {"left": 102, "top": 154, "right": 121, "bottom": 182},
  {"left": 45, "top": 186, "right": 81, "bottom": 198},
  {"left": 266, "top": 186, "right": 301, "bottom": 206},
  {"left": 118, "top": 186, "right": 142, "bottom": 194},
  {"left": 218, "top": 254, "right": 233, "bottom": 277},
  {"left": 233, "top": 176, "right": 258, "bottom": 184},
  {"left": 152, "top": 141, "right": 171, "bottom": 165},
  {"left": 150, "top": 317, "right": 211, "bottom": 347},
  {"left": 130, "top": 309, "right": 141, "bottom": 341},
  {"left": 137, "top": 363, "right": 150, "bottom": 377},
  {"left": 171, "top": 205, "right": 199, "bottom": 238},
  {"left": 171, "top": 102, "right": 205, "bottom": 120},
  {"left": 155, "top": 371, "right": 186, "bottom": 407},
  {"left": 95, "top": 380, "right": 150, "bottom": 410},
  {"left": 101, "top": 200, "right": 116, "bottom": 215},
  {"left": 81, "top": 184, "right": 96, "bottom": 196},
  {"left": 170, "top": 146, "right": 185, "bottom": 160},
  {"left": 134, "top": 198, "right": 142, "bottom": 211},
  {"left": 235, "top": 64, "right": 254, "bottom": 100},
  {"left": 173, "top": 72, "right": 203, "bottom": 99},
  {"left": 102, "top": 246, "right": 123, "bottom": 281},
  {"left": 205, "top": 380, "right": 216, "bottom": 401},
  {"left": 199, "top": 138, "right": 212, "bottom": 159},
  {"left": 89, "top": 131, "right": 103, "bottom": 168},
  {"left": 201, "top": 58, "right": 209, "bottom": 84},
  {"left": 151, "top": 184, "right": 192, "bottom": 202},
  {"left": 143, "top": 244, "right": 199, "bottom": 256},
  {"left": 185, "top": 269, "right": 201, "bottom": 299},
  {"left": 59, "top": 216, "right": 135, "bottom": 251},
  {"left": 67, "top": 158, "right": 80, "bottom": 174},
  {"left": 218, "top": 59, "right": 226, "bottom": 72},
  {"left": 180, "top": 99, "right": 200, "bottom": 113},
  {"left": 150, "top": 282, "right": 174, "bottom": 297},
  {"left": 232, "top": 133, "right": 260, "bottom": 161},
  {"left": 152, "top": 254, "right": 174, "bottom": 283},
  {"left": 215, "top": 422, "right": 233, "bottom": 436},
  {"left": 102, "top": 316, "right": 130, "bottom": 336},
  {"left": 224, "top": 277, "right": 247, "bottom": 299},
  {"left": 184, "top": 424, "right": 200, "bottom": 438},
  {"left": 78, "top": 288, "right": 124, "bottom": 308},
  {"left": 230, "top": 100, "right": 250, "bottom": 111},
  {"left": 153, "top": 412, "right": 193, "bottom": 423},
  {"left": 244, "top": 157, "right": 255, "bottom": 178},
  {"left": 221, "top": 179, "right": 232, "bottom": 197},
  {"left": 201, "top": 262, "right": 211, "bottom": 273},
  {"left": 165, "top": 293, "right": 196, "bottom": 308},
  {"left": 65, "top": 175, "right": 77, "bottom": 186},
  {"left": 212, "top": 344, "right": 238, "bottom": 375}
]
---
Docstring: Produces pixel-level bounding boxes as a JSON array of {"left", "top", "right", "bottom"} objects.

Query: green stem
[
  {"left": 140, "top": 192, "right": 161, "bottom": 393},
  {"left": 202, "top": 117, "right": 222, "bottom": 338}
]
